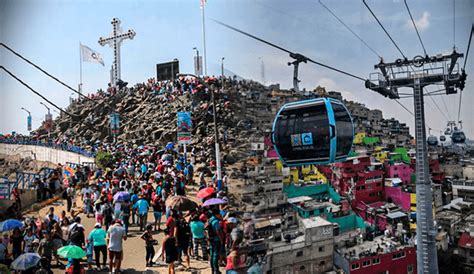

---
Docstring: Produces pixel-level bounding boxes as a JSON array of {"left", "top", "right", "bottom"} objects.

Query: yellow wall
[{"left": 354, "top": 132, "right": 366, "bottom": 144}]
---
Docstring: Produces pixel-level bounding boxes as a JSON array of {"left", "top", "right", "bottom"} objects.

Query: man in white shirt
[{"left": 107, "top": 219, "right": 127, "bottom": 273}]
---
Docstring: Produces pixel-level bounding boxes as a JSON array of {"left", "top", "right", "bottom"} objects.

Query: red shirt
[{"left": 166, "top": 217, "right": 176, "bottom": 236}]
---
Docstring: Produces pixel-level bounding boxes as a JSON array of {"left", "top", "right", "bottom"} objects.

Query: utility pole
[
  {"left": 211, "top": 82, "right": 222, "bottom": 191},
  {"left": 221, "top": 57, "right": 225, "bottom": 90},
  {"left": 366, "top": 50, "right": 466, "bottom": 274},
  {"left": 177, "top": 73, "right": 222, "bottom": 190}
]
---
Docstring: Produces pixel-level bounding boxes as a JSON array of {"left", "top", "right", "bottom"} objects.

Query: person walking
[
  {"left": 190, "top": 215, "right": 208, "bottom": 260},
  {"left": 133, "top": 195, "right": 150, "bottom": 231},
  {"left": 175, "top": 213, "right": 191, "bottom": 270},
  {"left": 160, "top": 228, "right": 178, "bottom": 274},
  {"left": 66, "top": 185, "right": 75, "bottom": 212},
  {"left": 120, "top": 200, "right": 131, "bottom": 235},
  {"left": 208, "top": 209, "right": 223, "bottom": 274},
  {"left": 151, "top": 196, "right": 164, "bottom": 231},
  {"left": 141, "top": 224, "right": 155, "bottom": 267},
  {"left": 107, "top": 219, "right": 127, "bottom": 273},
  {"left": 88, "top": 223, "right": 108, "bottom": 271}
]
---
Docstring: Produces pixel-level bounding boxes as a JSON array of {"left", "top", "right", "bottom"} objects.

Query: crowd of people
[{"left": 0, "top": 141, "right": 258, "bottom": 274}]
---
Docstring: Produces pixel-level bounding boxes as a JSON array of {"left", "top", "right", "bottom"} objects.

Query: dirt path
[{"left": 26, "top": 186, "right": 221, "bottom": 274}]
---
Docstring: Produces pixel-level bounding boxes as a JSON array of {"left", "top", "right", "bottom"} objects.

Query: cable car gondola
[
  {"left": 440, "top": 135, "right": 446, "bottom": 142},
  {"left": 272, "top": 98, "right": 354, "bottom": 166},
  {"left": 451, "top": 131, "right": 466, "bottom": 144},
  {"left": 427, "top": 135, "right": 438, "bottom": 146}
]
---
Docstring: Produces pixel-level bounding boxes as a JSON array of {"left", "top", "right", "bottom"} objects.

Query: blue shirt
[
  {"left": 209, "top": 216, "right": 220, "bottom": 241},
  {"left": 133, "top": 199, "right": 149, "bottom": 215},
  {"left": 131, "top": 194, "right": 138, "bottom": 204},
  {"left": 190, "top": 221, "right": 205, "bottom": 239}
]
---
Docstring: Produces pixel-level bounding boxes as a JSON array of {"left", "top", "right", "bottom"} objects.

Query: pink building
[
  {"left": 384, "top": 185, "right": 411, "bottom": 211},
  {"left": 384, "top": 163, "right": 412, "bottom": 184}
]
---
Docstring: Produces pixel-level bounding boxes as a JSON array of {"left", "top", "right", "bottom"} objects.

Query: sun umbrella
[
  {"left": 165, "top": 195, "right": 197, "bottom": 211},
  {"left": 11, "top": 253, "right": 41, "bottom": 270},
  {"left": 0, "top": 219, "right": 24, "bottom": 232},
  {"left": 113, "top": 191, "right": 130, "bottom": 202},
  {"left": 165, "top": 142, "right": 174, "bottom": 150},
  {"left": 203, "top": 198, "right": 227, "bottom": 207},
  {"left": 196, "top": 187, "right": 215, "bottom": 199},
  {"left": 57, "top": 245, "right": 86, "bottom": 259}
]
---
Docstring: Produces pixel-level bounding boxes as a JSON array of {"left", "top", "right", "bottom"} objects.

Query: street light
[
  {"left": 193, "top": 47, "right": 201, "bottom": 76},
  {"left": 21, "top": 107, "right": 32, "bottom": 132},
  {"left": 20, "top": 107, "right": 31, "bottom": 116},
  {"left": 177, "top": 73, "right": 223, "bottom": 190},
  {"left": 39, "top": 102, "right": 51, "bottom": 115},
  {"left": 39, "top": 102, "right": 51, "bottom": 140}
]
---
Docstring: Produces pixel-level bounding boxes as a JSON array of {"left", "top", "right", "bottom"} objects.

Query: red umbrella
[{"left": 196, "top": 187, "right": 215, "bottom": 199}]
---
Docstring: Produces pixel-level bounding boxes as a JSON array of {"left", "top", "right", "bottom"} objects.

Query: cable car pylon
[{"left": 212, "top": 19, "right": 366, "bottom": 93}]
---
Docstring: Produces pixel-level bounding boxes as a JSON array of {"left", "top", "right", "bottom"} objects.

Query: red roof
[{"left": 458, "top": 232, "right": 474, "bottom": 249}]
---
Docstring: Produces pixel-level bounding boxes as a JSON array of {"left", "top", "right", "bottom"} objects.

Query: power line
[
  {"left": 0, "top": 43, "right": 94, "bottom": 103},
  {"left": 319, "top": 0, "right": 381, "bottom": 59},
  {"left": 403, "top": 0, "right": 427, "bottom": 56},
  {"left": 213, "top": 19, "right": 367, "bottom": 82},
  {"left": 428, "top": 94, "right": 449, "bottom": 122},
  {"left": 394, "top": 99, "right": 414, "bottom": 116},
  {"left": 463, "top": 24, "right": 473, "bottom": 70},
  {"left": 363, "top": 0, "right": 407, "bottom": 59},
  {"left": 1, "top": 66, "right": 75, "bottom": 118}
]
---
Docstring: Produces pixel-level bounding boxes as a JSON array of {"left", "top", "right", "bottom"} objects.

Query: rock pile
[{"left": 36, "top": 78, "right": 275, "bottom": 166}]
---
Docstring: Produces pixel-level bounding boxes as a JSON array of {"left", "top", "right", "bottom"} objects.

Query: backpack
[
  {"left": 206, "top": 218, "right": 219, "bottom": 240},
  {"left": 102, "top": 203, "right": 112, "bottom": 217}
]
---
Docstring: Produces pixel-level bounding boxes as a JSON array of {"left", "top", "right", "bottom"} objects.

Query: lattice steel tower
[{"left": 366, "top": 51, "right": 467, "bottom": 274}]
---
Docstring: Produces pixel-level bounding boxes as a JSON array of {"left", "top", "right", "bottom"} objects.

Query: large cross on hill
[{"left": 98, "top": 18, "right": 136, "bottom": 87}]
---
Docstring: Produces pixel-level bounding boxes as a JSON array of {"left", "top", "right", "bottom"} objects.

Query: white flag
[{"left": 80, "top": 44, "right": 105, "bottom": 66}]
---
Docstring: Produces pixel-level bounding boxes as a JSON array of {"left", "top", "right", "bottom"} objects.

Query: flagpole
[
  {"left": 201, "top": 2, "right": 207, "bottom": 76},
  {"left": 79, "top": 42, "right": 83, "bottom": 96}
]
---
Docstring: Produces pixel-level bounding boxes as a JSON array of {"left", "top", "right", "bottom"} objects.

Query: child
[{"left": 86, "top": 239, "right": 94, "bottom": 271}]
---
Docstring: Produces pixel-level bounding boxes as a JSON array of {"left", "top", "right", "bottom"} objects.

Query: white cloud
[{"left": 405, "top": 11, "right": 430, "bottom": 32}]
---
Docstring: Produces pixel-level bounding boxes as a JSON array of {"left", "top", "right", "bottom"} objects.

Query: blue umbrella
[
  {"left": 0, "top": 219, "right": 24, "bottom": 232},
  {"left": 113, "top": 191, "right": 130, "bottom": 202},
  {"left": 165, "top": 142, "right": 174, "bottom": 150},
  {"left": 11, "top": 253, "right": 41, "bottom": 270}
]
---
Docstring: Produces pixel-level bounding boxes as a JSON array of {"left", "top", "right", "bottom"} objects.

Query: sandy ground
[{"left": 25, "top": 185, "right": 222, "bottom": 274}]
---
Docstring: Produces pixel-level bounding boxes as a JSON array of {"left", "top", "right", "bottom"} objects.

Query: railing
[
  {"left": 0, "top": 177, "right": 11, "bottom": 200},
  {"left": 15, "top": 168, "right": 56, "bottom": 190},
  {"left": 0, "top": 139, "right": 96, "bottom": 158}
]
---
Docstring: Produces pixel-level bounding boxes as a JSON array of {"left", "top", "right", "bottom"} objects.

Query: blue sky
[{"left": 1, "top": 0, "right": 473, "bottom": 138}]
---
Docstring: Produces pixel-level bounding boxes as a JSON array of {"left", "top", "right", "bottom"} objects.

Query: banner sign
[
  {"left": 156, "top": 60, "right": 179, "bottom": 81},
  {"left": 109, "top": 112, "right": 120, "bottom": 129},
  {"left": 177, "top": 112, "right": 192, "bottom": 145},
  {"left": 27, "top": 115, "right": 32, "bottom": 131}
]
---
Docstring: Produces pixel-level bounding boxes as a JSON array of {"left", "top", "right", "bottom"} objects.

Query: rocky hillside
[{"left": 35, "top": 78, "right": 275, "bottom": 165}]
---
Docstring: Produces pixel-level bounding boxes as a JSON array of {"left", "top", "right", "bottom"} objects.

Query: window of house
[
  {"left": 296, "top": 251, "right": 303, "bottom": 257},
  {"left": 407, "top": 264, "right": 414, "bottom": 274},
  {"left": 372, "top": 258, "right": 380, "bottom": 264},
  {"left": 319, "top": 246, "right": 325, "bottom": 252},
  {"left": 362, "top": 260, "right": 371, "bottom": 267},
  {"left": 351, "top": 263, "right": 360, "bottom": 270},
  {"left": 300, "top": 266, "right": 305, "bottom": 271}
]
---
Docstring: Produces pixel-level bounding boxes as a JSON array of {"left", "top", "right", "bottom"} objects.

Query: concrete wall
[
  {"left": 0, "top": 189, "right": 37, "bottom": 212},
  {"left": 0, "top": 144, "right": 95, "bottom": 165}
]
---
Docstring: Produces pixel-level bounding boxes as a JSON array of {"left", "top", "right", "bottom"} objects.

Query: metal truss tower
[{"left": 366, "top": 51, "right": 467, "bottom": 274}]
